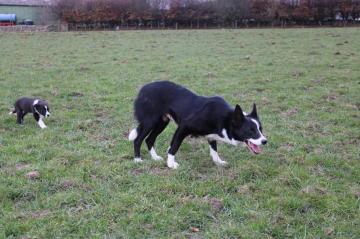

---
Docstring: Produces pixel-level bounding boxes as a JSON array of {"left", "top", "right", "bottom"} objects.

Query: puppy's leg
[
  {"left": 208, "top": 140, "right": 226, "bottom": 165},
  {"left": 22, "top": 112, "right": 27, "bottom": 122},
  {"left": 145, "top": 117, "right": 169, "bottom": 161},
  {"left": 167, "top": 126, "right": 189, "bottom": 169},
  {"left": 16, "top": 111, "right": 23, "bottom": 124},
  {"left": 34, "top": 113, "right": 47, "bottom": 129}
]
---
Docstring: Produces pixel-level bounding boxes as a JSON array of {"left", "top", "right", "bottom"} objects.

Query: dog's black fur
[
  {"left": 129, "top": 81, "right": 267, "bottom": 169},
  {"left": 9, "top": 97, "right": 50, "bottom": 129}
]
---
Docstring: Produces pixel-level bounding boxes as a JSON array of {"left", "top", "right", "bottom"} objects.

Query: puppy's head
[
  {"left": 34, "top": 100, "right": 51, "bottom": 118},
  {"left": 231, "top": 103, "right": 267, "bottom": 154}
]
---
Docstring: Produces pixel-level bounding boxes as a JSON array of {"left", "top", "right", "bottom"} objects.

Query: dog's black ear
[
  {"left": 233, "top": 104, "right": 245, "bottom": 126},
  {"left": 249, "top": 103, "right": 258, "bottom": 119}
]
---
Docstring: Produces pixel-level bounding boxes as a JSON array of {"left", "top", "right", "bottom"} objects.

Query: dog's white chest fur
[{"left": 206, "top": 129, "right": 246, "bottom": 147}]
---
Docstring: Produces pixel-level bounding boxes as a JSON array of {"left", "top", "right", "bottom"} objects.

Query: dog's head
[
  {"left": 231, "top": 103, "right": 267, "bottom": 154},
  {"left": 34, "top": 100, "right": 51, "bottom": 118}
]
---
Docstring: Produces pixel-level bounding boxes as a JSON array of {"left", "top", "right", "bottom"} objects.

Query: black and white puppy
[
  {"left": 129, "top": 81, "right": 267, "bottom": 169},
  {"left": 9, "top": 97, "right": 51, "bottom": 129}
]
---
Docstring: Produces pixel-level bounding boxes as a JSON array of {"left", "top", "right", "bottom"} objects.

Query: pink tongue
[{"left": 249, "top": 142, "right": 261, "bottom": 153}]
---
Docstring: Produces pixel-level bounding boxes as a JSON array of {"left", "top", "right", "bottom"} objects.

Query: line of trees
[{"left": 51, "top": 0, "right": 360, "bottom": 29}]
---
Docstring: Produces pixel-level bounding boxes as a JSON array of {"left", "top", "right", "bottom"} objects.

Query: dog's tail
[
  {"left": 9, "top": 110, "right": 16, "bottom": 115},
  {"left": 128, "top": 128, "right": 138, "bottom": 141}
]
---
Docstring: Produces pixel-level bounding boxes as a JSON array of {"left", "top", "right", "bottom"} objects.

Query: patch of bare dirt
[
  {"left": 233, "top": 93, "right": 249, "bottom": 98},
  {"left": 15, "top": 164, "right": 32, "bottom": 170},
  {"left": 281, "top": 108, "right": 298, "bottom": 116},
  {"left": 33, "top": 209, "right": 51, "bottom": 220},
  {"left": 25, "top": 171, "right": 40, "bottom": 179},
  {"left": 333, "top": 141, "right": 343, "bottom": 147},
  {"left": 62, "top": 180, "right": 72, "bottom": 189},
  {"left": 288, "top": 71, "right": 304, "bottom": 76},
  {"left": 149, "top": 167, "right": 171, "bottom": 177},
  {"left": 279, "top": 142, "right": 295, "bottom": 150},
  {"left": 209, "top": 198, "right": 222, "bottom": 211},
  {"left": 206, "top": 72, "right": 217, "bottom": 78}
]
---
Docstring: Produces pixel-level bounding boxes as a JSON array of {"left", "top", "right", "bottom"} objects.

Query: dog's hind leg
[
  {"left": 145, "top": 117, "right": 169, "bottom": 161},
  {"left": 133, "top": 122, "right": 156, "bottom": 163},
  {"left": 208, "top": 140, "right": 226, "bottom": 165},
  {"left": 22, "top": 113, "right": 27, "bottom": 122},
  {"left": 16, "top": 111, "right": 23, "bottom": 124}
]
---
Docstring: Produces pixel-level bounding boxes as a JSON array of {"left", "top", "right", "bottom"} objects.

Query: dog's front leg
[
  {"left": 208, "top": 140, "right": 226, "bottom": 165},
  {"left": 34, "top": 114, "right": 47, "bottom": 129},
  {"left": 167, "top": 127, "right": 189, "bottom": 169}
]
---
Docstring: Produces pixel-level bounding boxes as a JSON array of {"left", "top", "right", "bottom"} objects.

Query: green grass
[{"left": 0, "top": 28, "right": 359, "bottom": 238}]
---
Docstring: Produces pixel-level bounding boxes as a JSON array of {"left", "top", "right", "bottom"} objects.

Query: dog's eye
[{"left": 248, "top": 129, "right": 254, "bottom": 134}]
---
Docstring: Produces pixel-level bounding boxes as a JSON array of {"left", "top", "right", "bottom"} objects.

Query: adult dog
[{"left": 129, "top": 81, "right": 267, "bottom": 169}]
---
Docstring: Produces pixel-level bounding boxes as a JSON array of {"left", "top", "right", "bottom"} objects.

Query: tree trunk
[{"left": 176, "top": 22, "right": 178, "bottom": 30}]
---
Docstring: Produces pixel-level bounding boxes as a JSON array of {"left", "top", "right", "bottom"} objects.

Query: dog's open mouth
[{"left": 245, "top": 140, "right": 261, "bottom": 154}]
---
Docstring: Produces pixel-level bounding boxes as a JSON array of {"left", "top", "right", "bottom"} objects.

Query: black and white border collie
[
  {"left": 9, "top": 97, "right": 51, "bottom": 129},
  {"left": 129, "top": 81, "right": 267, "bottom": 169}
]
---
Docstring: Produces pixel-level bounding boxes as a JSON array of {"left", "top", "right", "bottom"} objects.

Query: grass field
[{"left": 0, "top": 27, "right": 359, "bottom": 238}]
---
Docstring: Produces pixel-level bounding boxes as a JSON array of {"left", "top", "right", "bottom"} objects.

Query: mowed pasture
[{"left": 0, "top": 28, "right": 359, "bottom": 238}]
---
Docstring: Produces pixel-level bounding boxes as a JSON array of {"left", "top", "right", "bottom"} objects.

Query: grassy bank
[{"left": 0, "top": 28, "right": 359, "bottom": 238}]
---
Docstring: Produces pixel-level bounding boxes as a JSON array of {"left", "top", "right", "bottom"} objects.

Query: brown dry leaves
[{"left": 189, "top": 227, "right": 200, "bottom": 233}]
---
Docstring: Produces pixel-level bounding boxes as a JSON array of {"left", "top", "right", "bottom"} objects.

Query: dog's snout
[{"left": 261, "top": 139, "right": 267, "bottom": 145}]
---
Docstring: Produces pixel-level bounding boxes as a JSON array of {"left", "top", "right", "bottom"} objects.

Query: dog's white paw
[
  {"left": 134, "top": 157, "right": 142, "bottom": 163},
  {"left": 214, "top": 160, "right": 227, "bottom": 166},
  {"left": 167, "top": 154, "right": 179, "bottom": 169},
  {"left": 38, "top": 120, "right": 47, "bottom": 129},
  {"left": 152, "top": 155, "right": 163, "bottom": 161},
  {"left": 209, "top": 147, "right": 226, "bottom": 166},
  {"left": 150, "top": 147, "right": 163, "bottom": 161},
  {"left": 167, "top": 161, "right": 179, "bottom": 169}
]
